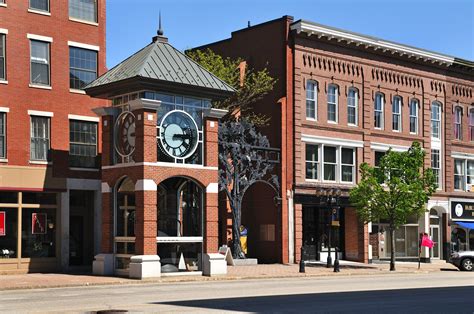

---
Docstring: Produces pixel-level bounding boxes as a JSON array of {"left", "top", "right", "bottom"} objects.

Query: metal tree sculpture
[{"left": 219, "top": 119, "right": 280, "bottom": 259}]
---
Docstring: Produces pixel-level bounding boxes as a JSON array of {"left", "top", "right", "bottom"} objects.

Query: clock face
[
  {"left": 115, "top": 111, "right": 136, "bottom": 157},
  {"left": 159, "top": 110, "right": 199, "bottom": 159}
]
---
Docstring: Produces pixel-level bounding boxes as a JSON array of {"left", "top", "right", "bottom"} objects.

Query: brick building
[
  {"left": 197, "top": 16, "right": 474, "bottom": 264},
  {"left": 0, "top": 0, "right": 107, "bottom": 273}
]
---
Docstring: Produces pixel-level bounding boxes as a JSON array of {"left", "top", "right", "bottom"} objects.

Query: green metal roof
[{"left": 85, "top": 38, "right": 235, "bottom": 96}]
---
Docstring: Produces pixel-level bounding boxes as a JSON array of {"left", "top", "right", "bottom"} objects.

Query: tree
[
  {"left": 186, "top": 48, "right": 276, "bottom": 126},
  {"left": 349, "top": 142, "right": 437, "bottom": 271},
  {"left": 219, "top": 119, "right": 279, "bottom": 258}
]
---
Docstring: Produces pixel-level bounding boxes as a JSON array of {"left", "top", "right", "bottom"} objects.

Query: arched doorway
[
  {"left": 157, "top": 177, "right": 203, "bottom": 273},
  {"left": 114, "top": 177, "right": 135, "bottom": 275}
]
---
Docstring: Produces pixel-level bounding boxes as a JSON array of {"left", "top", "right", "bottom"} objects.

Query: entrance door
[
  {"left": 69, "top": 216, "right": 84, "bottom": 266},
  {"left": 302, "top": 207, "right": 317, "bottom": 260},
  {"left": 430, "top": 226, "right": 440, "bottom": 259}
]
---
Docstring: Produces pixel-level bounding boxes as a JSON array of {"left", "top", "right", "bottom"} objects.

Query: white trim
[
  {"left": 206, "top": 183, "right": 219, "bottom": 193},
  {"left": 135, "top": 179, "right": 157, "bottom": 191},
  {"left": 101, "top": 182, "right": 111, "bottom": 193},
  {"left": 29, "top": 160, "right": 51, "bottom": 165},
  {"left": 301, "top": 134, "right": 364, "bottom": 148},
  {"left": 68, "top": 41, "right": 100, "bottom": 51},
  {"left": 156, "top": 236, "right": 203, "bottom": 243},
  {"left": 370, "top": 142, "right": 409, "bottom": 152},
  {"left": 69, "top": 17, "right": 99, "bottom": 27},
  {"left": 69, "top": 89, "right": 86, "bottom": 95},
  {"left": 29, "top": 84, "right": 52, "bottom": 90},
  {"left": 27, "top": 9, "right": 51, "bottom": 16},
  {"left": 28, "top": 110, "right": 54, "bottom": 117},
  {"left": 0, "top": 28, "right": 8, "bottom": 35},
  {"left": 0, "top": 3, "right": 6, "bottom": 8},
  {"left": 27, "top": 33, "right": 53, "bottom": 43},
  {"left": 0, "top": 158, "right": 8, "bottom": 163},
  {"left": 102, "top": 162, "right": 218, "bottom": 171},
  {"left": 68, "top": 114, "right": 99, "bottom": 122},
  {"left": 452, "top": 152, "right": 474, "bottom": 160},
  {"left": 0, "top": 80, "right": 8, "bottom": 85},
  {"left": 0, "top": 107, "right": 10, "bottom": 113}
]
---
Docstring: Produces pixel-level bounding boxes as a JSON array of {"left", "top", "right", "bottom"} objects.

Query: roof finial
[{"left": 158, "top": 11, "right": 164, "bottom": 36}]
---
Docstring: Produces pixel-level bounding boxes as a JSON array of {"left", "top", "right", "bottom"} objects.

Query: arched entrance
[
  {"left": 429, "top": 208, "right": 441, "bottom": 259},
  {"left": 157, "top": 177, "right": 203, "bottom": 273}
]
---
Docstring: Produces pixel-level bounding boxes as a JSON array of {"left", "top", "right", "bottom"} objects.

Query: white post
[{"left": 288, "top": 190, "right": 295, "bottom": 264}]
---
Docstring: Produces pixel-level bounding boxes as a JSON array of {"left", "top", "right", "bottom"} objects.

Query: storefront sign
[
  {"left": 0, "top": 211, "right": 5, "bottom": 236},
  {"left": 451, "top": 201, "right": 474, "bottom": 221},
  {"left": 32, "top": 213, "right": 47, "bottom": 234}
]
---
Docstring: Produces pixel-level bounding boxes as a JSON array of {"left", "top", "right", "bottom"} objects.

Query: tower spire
[
  {"left": 152, "top": 11, "right": 168, "bottom": 43},
  {"left": 157, "top": 11, "right": 164, "bottom": 36}
]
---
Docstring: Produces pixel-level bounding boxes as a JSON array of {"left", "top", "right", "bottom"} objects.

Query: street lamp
[{"left": 316, "top": 188, "right": 341, "bottom": 268}]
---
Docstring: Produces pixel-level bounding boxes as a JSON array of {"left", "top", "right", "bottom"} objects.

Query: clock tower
[{"left": 85, "top": 30, "right": 234, "bottom": 278}]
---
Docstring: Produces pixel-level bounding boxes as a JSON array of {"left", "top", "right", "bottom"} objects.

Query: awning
[{"left": 454, "top": 221, "right": 474, "bottom": 229}]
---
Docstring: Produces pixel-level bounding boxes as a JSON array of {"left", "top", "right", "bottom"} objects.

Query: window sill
[
  {"left": 348, "top": 123, "right": 358, "bottom": 127},
  {"left": 0, "top": 158, "right": 7, "bottom": 163},
  {"left": 69, "top": 89, "right": 86, "bottom": 95},
  {"left": 29, "top": 84, "right": 52, "bottom": 90},
  {"left": 28, "top": 8, "right": 51, "bottom": 16},
  {"left": 69, "top": 17, "right": 98, "bottom": 26},
  {"left": 327, "top": 121, "right": 338, "bottom": 124},
  {"left": 0, "top": 3, "right": 6, "bottom": 7},
  {"left": 69, "top": 167, "right": 99, "bottom": 172},
  {"left": 306, "top": 118, "right": 317, "bottom": 122},
  {"left": 29, "top": 160, "right": 51, "bottom": 165},
  {"left": 0, "top": 80, "right": 7, "bottom": 85}
]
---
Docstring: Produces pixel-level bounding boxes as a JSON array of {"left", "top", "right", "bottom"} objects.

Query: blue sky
[{"left": 106, "top": 0, "right": 474, "bottom": 68}]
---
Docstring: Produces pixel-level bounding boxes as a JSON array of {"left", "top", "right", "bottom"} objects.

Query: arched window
[
  {"left": 306, "top": 80, "right": 318, "bottom": 120},
  {"left": 327, "top": 84, "right": 338, "bottom": 123},
  {"left": 469, "top": 107, "right": 474, "bottom": 141},
  {"left": 431, "top": 102, "right": 441, "bottom": 139},
  {"left": 409, "top": 99, "right": 419, "bottom": 134},
  {"left": 347, "top": 88, "right": 358, "bottom": 126},
  {"left": 454, "top": 106, "right": 463, "bottom": 140},
  {"left": 392, "top": 96, "right": 402, "bottom": 131},
  {"left": 374, "top": 93, "right": 384, "bottom": 129}
]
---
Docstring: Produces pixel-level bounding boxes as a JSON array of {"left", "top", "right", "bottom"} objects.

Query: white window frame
[
  {"left": 374, "top": 93, "right": 384, "bottom": 130},
  {"left": 431, "top": 149, "right": 442, "bottom": 190},
  {"left": 29, "top": 39, "right": 51, "bottom": 87},
  {"left": 431, "top": 102, "right": 442, "bottom": 140},
  {"left": 0, "top": 33, "right": 5, "bottom": 82},
  {"left": 327, "top": 84, "right": 338, "bottom": 123},
  {"left": 409, "top": 99, "right": 419, "bottom": 134},
  {"left": 29, "top": 0, "right": 50, "bottom": 13},
  {"left": 305, "top": 144, "right": 319, "bottom": 181},
  {"left": 347, "top": 87, "right": 358, "bottom": 126},
  {"left": 454, "top": 106, "right": 463, "bottom": 140},
  {"left": 0, "top": 111, "right": 6, "bottom": 159},
  {"left": 392, "top": 96, "right": 402, "bottom": 132},
  {"left": 69, "top": 0, "right": 98, "bottom": 24},
  {"left": 323, "top": 145, "right": 338, "bottom": 182},
  {"left": 470, "top": 107, "right": 474, "bottom": 142},
  {"left": 340, "top": 147, "right": 355, "bottom": 183},
  {"left": 30, "top": 115, "right": 51, "bottom": 162},
  {"left": 306, "top": 80, "right": 317, "bottom": 120},
  {"left": 454, "top": 159, "right": 466, "bottom": 191}
]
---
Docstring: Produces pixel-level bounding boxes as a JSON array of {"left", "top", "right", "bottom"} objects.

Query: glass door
[{"left": 430, "top": 225, "right": 440, "bottom": 259}]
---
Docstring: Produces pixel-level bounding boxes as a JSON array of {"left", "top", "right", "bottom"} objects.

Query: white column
[
  {"left": 60, "top": 190, "right": 70, "bottom": 271},
  {"left": 419, "top": 211, "right": 430, "bottom": 260},
  {"left": 288, "top": 190, "right": 295, "bottom": 264}
]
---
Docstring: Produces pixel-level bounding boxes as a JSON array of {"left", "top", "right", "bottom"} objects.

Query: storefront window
[
  {"left": 452, "top": 228, "right": 467, "bottom": 252},
  {"left": 21, "top": 208, "right": 56, "bottom": 258},
  {"left": 469, "top": 230, "right": 474, "bottom": 251},
  {"left": 0, "top": 208, "right": 18, "bottom": 258}
]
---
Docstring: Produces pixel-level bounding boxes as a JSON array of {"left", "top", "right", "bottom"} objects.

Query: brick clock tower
[{"left": 85, "top": 31, "right": 234, "bottom": 278}]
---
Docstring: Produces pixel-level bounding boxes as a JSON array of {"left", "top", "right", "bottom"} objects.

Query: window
[
  {"left": 470, "top": 108, "right": 474, "bottom": 141},
  {"left": 327, "top": 85, "right": 338, "bottom": 123},
  {"left": 0, "top": 113, "right": 5, "bottom": 158},
  {"left": 431, "top": 102, "right": 441, "bottom": 139},
  {"left": 29, "top": 0, "right": 49, "bottom": 12},
  {"left": 305, "top": 144, "right": 319, "bottom": 180},
  {"left": 30, "top": 40, "right": 50, "bottom": 86},
  {"left": 374, "top": 151, "right": 385, "bottom": 167},
  {"left": 431, "top": 149, "right": 441, "bottom": 189},
  {"left": 69, "top": 120, "right": 98, "bottom": 168},
  {"left": 454, "top": 159, "right": 465, "bottom": 190},
  {"left": 306, "top": 80, "right": 317, "bottom": 120},
  {"left": 69, "top": 0, "right": 97, "bottom": 23},
  {"left": 454, "top": 106, "right": 463, "bottom": 140},
  {"left": 468, "top": 161, "right": 474, "bottom": 188},
  {"left": 341, "top": 148, "right": 355, "bottom": 182},
  {"left": 392, "top": 96, "right": 402, "bottom": 131},
  {"left": 409, "top": 99, "right": 418, "bottom": 134},
  {"left": 347, "top": 88, "right": 358, "bottom": 125},
  {"left": 323, "top": 146, "right": 337, "bottom": 181},
  {"left": 69, "top": 47, "right": 98, "bottom": 90},
  {"left": 374, "top": 93, "right": 384, "bottom": 129},
  {"left": 0, "top": 34, "right": 4, "bottom": 80},
  {"left": 30, "top": 116, "right": 50, "bottom": 161}
]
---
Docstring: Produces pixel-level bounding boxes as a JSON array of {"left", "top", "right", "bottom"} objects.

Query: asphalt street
[{"left": 0, "top": 272, "right": 472, "bottom": 313}]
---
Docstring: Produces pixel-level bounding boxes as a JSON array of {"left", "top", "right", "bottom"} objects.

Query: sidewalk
[{"left": 0, "top": 260, "right": 458, "bottom": 291}]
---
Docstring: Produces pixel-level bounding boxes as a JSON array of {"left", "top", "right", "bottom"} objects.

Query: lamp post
[{"left": 316, "top": 188, "right": 341, "bottom": 268}]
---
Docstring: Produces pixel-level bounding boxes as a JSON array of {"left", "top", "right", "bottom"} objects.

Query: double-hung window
[
  {"left": 323, "top": 146, "right": 337, "bottom": 181},
  {"left": 69, "top": 0, "right": 98, "bottom": 23},
  {"left": 30, "top": 116, "right": 50, "bottom": 161},
  {"left": 305, "top": 144, "right": 318, "bottom": 180},
  {"left": 431, "top": 102, "right": 441, "bottom": 139},
  {"left": 454, "top": 106, "right": 462, "bottom": 140},
  {"left": 306, "top": 80, "right": 317, "bottom": 120},
  {"left": 29, "top": 0, "right": 49, "bottom": 12},
  {"left": 69, "top": 47, "right": 98, "bottom": 90},
  {"left": 392, "top": 96, "right": 402, "bottom": 131},
  {"left": 0, "top": 113, "right": 5, "bottom": 159},
  {"left": 470, "top": 108, "right": 474, "bottom": 142},
  {"left": 69, "top": 120, "right": 98, "bottom": 168},
  {"left": 347, "top": 88, "right": 358, "bottom": 125},
  {"left": 341, "top": 148, "right": 355, "bottom": 183},
  {"left": 30, "top": 40, "right": 50, "bottom": 86},
  {"left": 454, "top": 159, "right": 474, "bottom": 191},
  {"left": 374, "top": 93, "right": 384, "bottom": 129},
  {"left": 409, "top": 99, "right": 418, "bottom": 134},
  {"left": 0, "top": 34, "right": 5, "bottom": 80},
  {"left": 327, "top": 85, "right": 338, "bottom": 123},
  {"left": 431, "top": 149, "right": 441, "bottom": 189}
]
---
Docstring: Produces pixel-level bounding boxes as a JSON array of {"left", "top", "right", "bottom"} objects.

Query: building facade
[
  {"left": 0, "top": 0, "right": 107, "bottom": 273},
  {"left": 198, "top": 16, "right": 474, "bottom": 264}
]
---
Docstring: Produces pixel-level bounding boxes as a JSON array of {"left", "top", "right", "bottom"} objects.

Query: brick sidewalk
[{"left": 0, "top": 260, "right": 458, "bottom": 291}]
